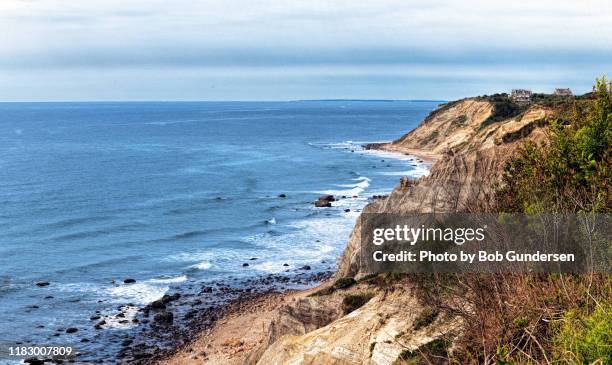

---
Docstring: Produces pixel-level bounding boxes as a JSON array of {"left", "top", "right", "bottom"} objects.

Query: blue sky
[{"left": 1, "top": 0, "right": 611, "bottom": 101}]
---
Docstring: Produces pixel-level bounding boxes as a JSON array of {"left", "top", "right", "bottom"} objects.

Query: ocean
[{"left": 0, "top": 100, "right": 437, "bottom": 363}]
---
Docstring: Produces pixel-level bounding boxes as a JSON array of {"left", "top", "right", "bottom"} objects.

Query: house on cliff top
[
  {"left": 554, "top": 88, "right": 572, "bottom": 96},
  {"left": 511, "top": 89, "right": 532, "bottom": 102}
]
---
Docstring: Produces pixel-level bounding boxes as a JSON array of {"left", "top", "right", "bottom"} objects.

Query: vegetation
[
  {"left": 479, "top": 93, "right": 527, "bottom": 128},
  {"left": 498, "top": 77, "right": 611, "bottom": 213},
  {"left": 421, "top": 130, "right": 440, "bottom": 144},
  {"left": 333, "top": 277, "right": 356, "bottom": 289},
  {"left": 462, "top": 77, "right": 611, "bottom": 363},
  {"left": 308, "top": 277, "right": 357, "bottom": 296},
  {"left": 342, "top": 292, "right": 374, "bottom": 314},
  {"left": 396, "top": 338, "right": 452, "bottom": 365},
  {"left": 413, "top": 308, "right": 439, "bottom": 331},
  {"left": 453, "top": 114, "right": 467, "bottom": 126},
  {"left": 403, "top": 77, "right": 611, "bottom": 364},
  {"left": 552, "top": 304, "right": 611, "bottom": 364}
]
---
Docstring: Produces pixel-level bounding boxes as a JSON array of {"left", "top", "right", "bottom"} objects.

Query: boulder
[
  {"left": 153, "top": 311, "right": 174, "bottom": 324},
  {"left": 150, "top": 300, "right": 166, "bottom": 310},
  {"left": 314, "top": 200, "right": 331, "bottom": 208},
  {"left": 314, "top": 195, "right": 335, "bottom": 207}
]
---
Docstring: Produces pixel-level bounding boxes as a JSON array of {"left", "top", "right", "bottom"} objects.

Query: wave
[
  {"left": 48, "top": 222, "right": 147, "bottom": 242},
  {"left": 189, "top": 261, "right": 212, "bottom": 270},
  {"left": 318, "top": 176, "right": 370, "bottom": 197},
  {"left": 106, "top": 275, "right": 187, "bottom": 305}
]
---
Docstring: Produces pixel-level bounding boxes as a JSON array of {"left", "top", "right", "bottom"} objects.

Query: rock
[
  {"left": 242, "top": 263, "right": 249, "bottom": 267},
  {"left": 314, "top": 200, "right": 332, "bottom": 208},
  {"left": 66, "top": 327, "right": 78, "bottom": 334},
  {"left": 314, "top": 194, "right": 336, "bottom": 208},
  {"left": 90, "top": 315, "right": 101, "bottom": 320},
  {"left": 161, "top": 293, "right": 181, "bottom": 304},
  {"left": 278, "top": 194, "right": 287, "bottom": 198},
  {"left": 318, "top": 194, "right": 335, "bottom": 202},
  {"left": 283, "top": 263, "right": 289, "bottom": 267},
  {"left": 153, "top": 311, "right": 173, "bottom": 324},
  {"left": 300, "top": 265, "right": 311, "bottom": 271},
  {"left": 200, "top": 286, "right": 213, "bottom": 293},
  {"left": 35, "top": 281, "right": 50, "bottom": 287},
  {"left": 150, "top": 300, "right": 166, "bottom": 310},
  {"left": 344, "top": 208, "right": 350, "bottom": 212},
  {"left": 249, "top": 257, "right": 258, "bottom": 260},
  {"left": 81, "top": 338, "right": 90, "bottom": 343},
  {"left": 123, "top": 278, "right": 136, "bottom": 284},
  {"left": 44, "top": 295, "right": 54, "bottom": 299}
]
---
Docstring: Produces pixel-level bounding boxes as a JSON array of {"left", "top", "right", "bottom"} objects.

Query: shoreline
[
  {"left": 115, "top": 270, "right": 334, "bottom": 364},
  {"left": 155, "top": 284, "right": 326, "bottom": 365},
  {"left": 152, "top": 144, "right": 434, "bottom": 365},
  {"left": 362, "top": 142, "right": 441, "bottom": 164}
]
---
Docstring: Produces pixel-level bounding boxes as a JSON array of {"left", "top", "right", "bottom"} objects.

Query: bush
[
  {"left": 480, "top": 95, "right": 527, "bottom": 128},
  {"left": 342, "top": 292, "right": 374, "bottom": 314},
  {"left": 552, "top": 304, "right": 612, "bottom": 364},
  {"left": 498, "top": 76, "right": 611, "bottom": 213},
  {"left": 333, "top": 277, "right": 356, "bottom": 289}
]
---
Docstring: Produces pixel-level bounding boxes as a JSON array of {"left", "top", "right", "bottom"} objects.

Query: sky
[{"left": 0, "top": 0, "right": 611, "bottom": 101}]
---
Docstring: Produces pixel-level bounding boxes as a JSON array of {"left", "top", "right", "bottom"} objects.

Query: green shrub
[
  {"left": 308, "top": 286, "right": 335, "bottom": 297},
  {"left": 333, "top": 277, "right": 356, "bottom": 289},
  {"left": 358, "top": 273, "right": 380, "bottom": 283},
  {"left": 512, "top": 316, "right": 528, "bottom": 328},
  {"left": 498, "top": 76, "right": 611, "bottom": 213},
  {"left": 480, "top": 96, "right": 527, "bottom": 128},
  {"left": 552, "top": 304, "right": 612, "bottom": 364},
  {"left": 342, "top": 292, "right": 374, "bottom": 314}
]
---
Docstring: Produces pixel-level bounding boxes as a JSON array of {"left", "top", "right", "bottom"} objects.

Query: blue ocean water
[{"left": 0, "top": 100, "right": 436, "bottom": 361}]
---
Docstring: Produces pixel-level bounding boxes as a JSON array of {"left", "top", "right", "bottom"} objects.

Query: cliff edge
[{"left": 252, "top": 97, "right": 560, "bottom": 365}]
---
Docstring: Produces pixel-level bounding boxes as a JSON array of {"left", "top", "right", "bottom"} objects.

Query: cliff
[{"left": 248, "top": 97, "right": 559, "bottom": 365}]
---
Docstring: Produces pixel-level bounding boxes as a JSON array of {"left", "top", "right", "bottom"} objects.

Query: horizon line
[{"left": 0, "top": 98, "right": 449, "bottom": 104}]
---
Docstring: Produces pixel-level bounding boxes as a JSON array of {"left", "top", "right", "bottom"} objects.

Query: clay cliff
[{"left": 248, "top": 97, "right": 558, "bottom": 365}]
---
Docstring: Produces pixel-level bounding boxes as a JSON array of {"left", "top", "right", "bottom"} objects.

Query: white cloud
[{"left": 0, "top": 0, "right": 610, "bottom": 100}]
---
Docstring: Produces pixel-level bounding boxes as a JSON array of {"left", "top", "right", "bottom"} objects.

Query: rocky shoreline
[{"left": 108, "top": 268, "right": 333, "bottom": 364}]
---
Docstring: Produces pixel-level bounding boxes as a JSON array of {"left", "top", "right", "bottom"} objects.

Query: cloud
[{"left": 0, "top": 0, "right": 610, "bottom": 100}]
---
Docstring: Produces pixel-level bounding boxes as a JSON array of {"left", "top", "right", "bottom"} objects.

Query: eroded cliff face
[
  {"left": 256, "top": 289, "right": 460, "bottom": 365},
  {"left": 250, "top": 98, "right": 555, "bottom": 365}
]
